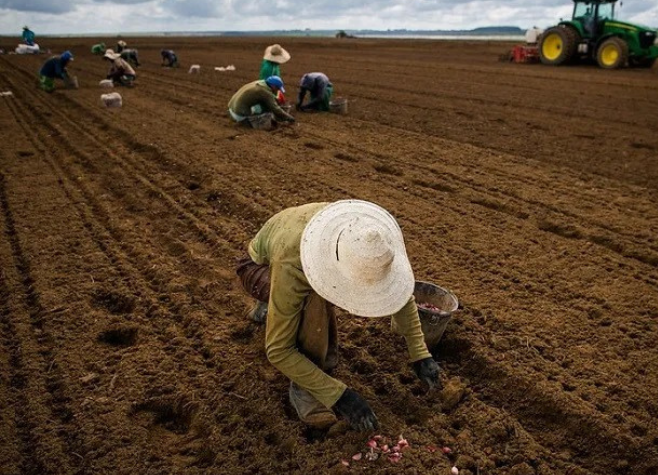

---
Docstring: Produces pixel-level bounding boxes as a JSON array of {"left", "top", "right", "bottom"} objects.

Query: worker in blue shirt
[
  {"left": 39, "top": 51, "right": 74, "bottom": 93},
  {"left": 22, "top": 26, "right": 36, "bottom": 46}
]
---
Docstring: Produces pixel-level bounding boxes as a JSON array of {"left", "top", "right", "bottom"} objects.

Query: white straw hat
[
  {"left": 301, "top": 200, "right": 414, "bottom": 317},
  {"left": 104, "top": 49, "right": 120, "bottom": 60},
  {"left": 263, "top": 44, "right": 291, "bottom": 64}
]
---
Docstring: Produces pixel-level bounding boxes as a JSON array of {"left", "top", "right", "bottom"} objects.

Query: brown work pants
[{"left": 236, "top": 257, "right": 338, "bottom": 370}]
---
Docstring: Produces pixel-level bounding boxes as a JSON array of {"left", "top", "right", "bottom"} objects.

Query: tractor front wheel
[
  {"left": 539, "top": 26, "right": 579, "bottom": 66},
  {"left": 596, "top": 37, "right": 629, "bottom": 69}
]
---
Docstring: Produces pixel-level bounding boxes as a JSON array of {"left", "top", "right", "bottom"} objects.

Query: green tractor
[{"left": 539, "top": 0, "right": 658, "bottom": 68}]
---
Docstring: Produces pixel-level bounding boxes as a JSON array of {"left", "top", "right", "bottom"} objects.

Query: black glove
[
  {"left": 333, "top": 388, "right": 379, "bottom": 432},
  {"left": 412, "top": 357, "right": 441, "bottom": 389}
]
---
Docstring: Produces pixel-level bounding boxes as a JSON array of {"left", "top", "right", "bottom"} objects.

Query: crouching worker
[
  {"left": 236, "top": 200, "right": 440, "bottom": 430},
  {"left": 103, "top": 49, "right": 136, "bottom": 87},
  {"left": 161, "top": 49, "right": 178, "bottom": 68},
  {"left": 297, "top": 72, "right": 333, "bottom": 112},
  {"left": 39, "top": 50, "right": 74, "bottom": 93},
  {"left": 228, "top": 76, "right": 295, "bottom": 128},
  {"left": 117, "top": 40, "right": 140, "bottom": 67},
  {"left": 91, "top": 42, "right": 106, "bottom": 55}
]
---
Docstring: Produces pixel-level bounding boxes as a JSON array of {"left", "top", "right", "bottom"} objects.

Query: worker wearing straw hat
[
  {"left": 103, "top": 49, "right": 136, "bottom": 87},
  {"left": 259, "top": 44, "right": 291, "bottom": 80},
  {"left": 236, "top": 200, "right": 440, "bottom": 430},
  {"left": 259, "top": 44, "right": 290, "bottom": 105}
]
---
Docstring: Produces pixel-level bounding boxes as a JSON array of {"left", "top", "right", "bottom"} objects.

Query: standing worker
[
  {"left": 228, "top": 76, "right": 295, "bottom": 127},
  {"left": 297, "top": 72, "right": 333, "bottom": 112},
  {"left": 259, "top": 44, "right": 291, "bottom": 104},
  {"left": 161, "top": 49, "right": 178, "bottom": 68},
  {"left": 103, "top": 49, "right": 136, "bottom": 87},
  {"left": 38, "top": 51, "right": 74, "bottom": 93},
  {"left": 22, "top": 26, "right": 36, "bottom": 46},
  {"left": 236, "top": 200, "right": 440, "bottom": 430}
]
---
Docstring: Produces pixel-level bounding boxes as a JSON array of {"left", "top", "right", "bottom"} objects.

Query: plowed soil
[{"left": 1, "top": 36, "right": 657, "bottom": 475}]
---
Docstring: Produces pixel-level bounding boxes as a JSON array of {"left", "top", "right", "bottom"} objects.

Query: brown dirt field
[{"left": 0, "top": 36, "right": 657, "bottom": 475}]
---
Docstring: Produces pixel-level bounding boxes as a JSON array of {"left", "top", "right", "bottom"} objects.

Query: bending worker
[
  {"left": 103, "top": 49, "right": 136, "bottom": 87},
  {"left": 161, "top": 49, "right": 178, "bottom": 67},
  {"left": 228, "top": 76, "right": 295, "bottom": 127},
  {"left": 297, "top": 72, "right": 333, "bottom": 112},
  {"left": 236, "top": 200, "right": 440, "bottom": 430},
  {"left": 117, "top": 40, "right": 141, "bottom": 67},
  {"left": 38, "top": 51, "right": 74, "bottom": 93}
]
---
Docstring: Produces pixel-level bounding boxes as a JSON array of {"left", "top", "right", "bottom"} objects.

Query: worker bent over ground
[
  {"left": 236, "top": 200, "right": 440, "bottom": 431},
  {"left": 38, "top": 51, "right": 74, "bottom": 93},
  {"left": 228, "top": 76, "right": 295, "bottom": 128}
]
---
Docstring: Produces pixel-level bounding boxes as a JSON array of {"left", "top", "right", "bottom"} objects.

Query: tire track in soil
[
  {"left": 0, "top": 57, "right": 263, "bottom": 252},
  {"left": 0, "top": 75, "right": 234, "bottom": 472},
  {"left": 0, "top": 172, "right": 37, "bottom": 475},
  {"left": 0, "top": 169, "right": 78, "bottom": 475}
]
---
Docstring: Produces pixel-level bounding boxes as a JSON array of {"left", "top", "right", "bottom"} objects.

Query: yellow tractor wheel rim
[
  {"left": 542, "top": 33, "right": 563, "bottom": 61},
  {"left": 601, "top": 44, "right": 619, "bottom": 66}
]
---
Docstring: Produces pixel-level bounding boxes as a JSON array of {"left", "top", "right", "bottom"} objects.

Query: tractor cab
[
  {"left": 539, "top": 0, "right": 658, "bottom": 69},
  {"left": 571, "top": 0, "right": 616, "bottom": 38}
]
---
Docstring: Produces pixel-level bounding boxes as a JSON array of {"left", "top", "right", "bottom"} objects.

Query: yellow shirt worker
[{"left": 236, "top": 200, "right": 439, "bottom": 430}]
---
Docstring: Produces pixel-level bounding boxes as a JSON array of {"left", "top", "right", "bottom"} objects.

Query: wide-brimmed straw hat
[
  {"left": 104, "top": 49, "right": 120, "bottom": 60},
  {"left": 263, "top": 44, "right": 291, "bottom": 64},
  {"left": 117, "top": 40, "right": 127, "bottom": 47},
  {"left": 300, "top": 200, "right": 414, "bottom": 317}
]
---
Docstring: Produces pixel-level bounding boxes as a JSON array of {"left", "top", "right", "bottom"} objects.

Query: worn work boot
[
  {"left": 289, "top": 382, "right": 337, "bottom": 429},
  {"left": 246, "top": 301, "right": 268, "bottom": 323}
]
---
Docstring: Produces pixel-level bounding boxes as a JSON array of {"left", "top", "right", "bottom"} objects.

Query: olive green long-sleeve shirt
[
  {"left": 228, "top": 80, "right": 293, "bottom": 121},
  {"left": 248, "top": 202, "right": 432, "bottom": 409}
]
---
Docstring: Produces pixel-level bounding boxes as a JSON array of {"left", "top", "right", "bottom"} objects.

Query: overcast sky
[{"left": 0, "top": 0, "right": 657, "bottom": 35}]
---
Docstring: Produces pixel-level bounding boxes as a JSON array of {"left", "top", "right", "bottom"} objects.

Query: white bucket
[
  {"left": 188, "top": 65, "right": 201, "bottom": 74},
  {"left": 101, "top": 92, "right": 122, "bottom": 108},
  {"left": 99, "top": 79, "right": 114, "bottom": 88}
]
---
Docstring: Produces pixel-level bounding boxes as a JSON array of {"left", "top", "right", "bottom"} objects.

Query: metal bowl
[{"left": 414, "top": 281, "right": 459, "bottom": 349}]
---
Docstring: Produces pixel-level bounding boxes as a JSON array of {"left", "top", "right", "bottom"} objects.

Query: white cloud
[{"left": 0, "top": 0, "right": 656, "bottom": 34}]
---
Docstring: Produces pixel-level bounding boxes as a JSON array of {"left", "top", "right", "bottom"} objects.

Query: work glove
[
  {"left": 333, "top": 388, "right": 379, "bottom": 432},
  {"left": 412, "top": 357, "right": 441, "bottom": 389}
]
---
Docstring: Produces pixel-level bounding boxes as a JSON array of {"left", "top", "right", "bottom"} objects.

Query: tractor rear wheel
[
  {"left": 596, "top": 37, "right": 629, "bottom": 69},
  {"left": 539, "top": 26, "right": 579, "bottom": 66}
]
